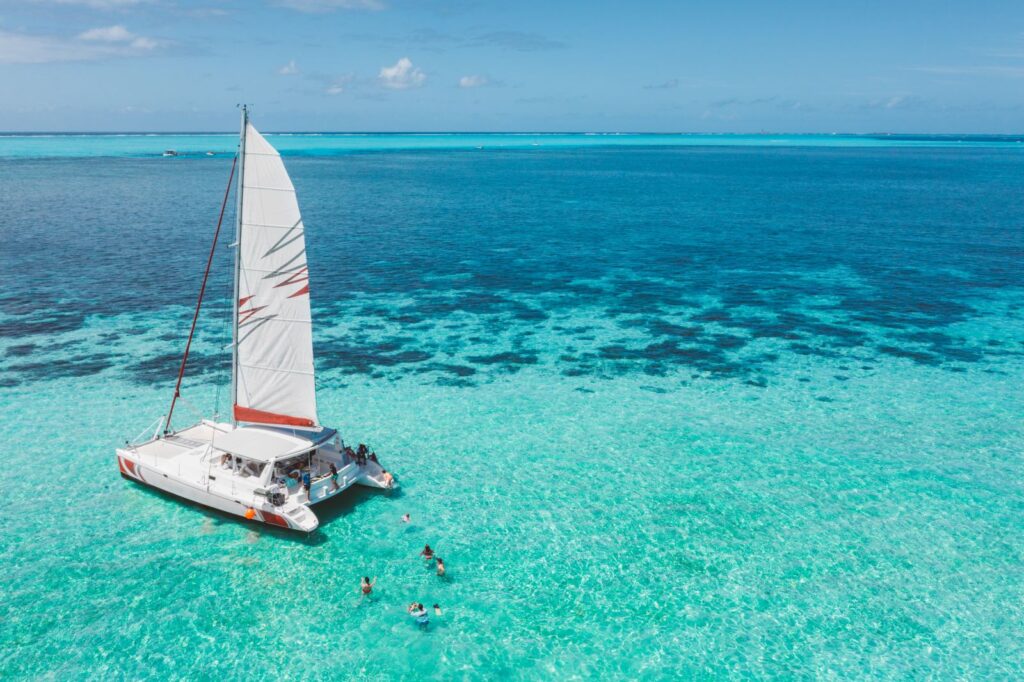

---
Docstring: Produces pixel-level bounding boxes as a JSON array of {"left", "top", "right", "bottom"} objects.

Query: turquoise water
[{"left": 1, "top": 136, "right": 1023, "bottom": 678}]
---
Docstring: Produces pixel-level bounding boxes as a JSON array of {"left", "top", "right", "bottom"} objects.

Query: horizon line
[{"left": 2, "top": 130, "right": 1023, "bottom": 137}]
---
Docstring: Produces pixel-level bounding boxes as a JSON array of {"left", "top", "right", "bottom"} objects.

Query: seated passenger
[{"left": 381, "top": 469, "right": 394, "bottom": 488}]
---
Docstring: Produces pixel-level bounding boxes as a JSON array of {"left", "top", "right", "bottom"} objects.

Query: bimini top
[{"left": 212, "top": 426, "right": 336, "bottom": 463}]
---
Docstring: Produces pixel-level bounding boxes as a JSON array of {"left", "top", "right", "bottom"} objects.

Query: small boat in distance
[
  {"left": 117, "top": 107, "right": 393, "bottom": 532},
  {"left": 162, "top": 149, "right": 178, "bottom": 157}
]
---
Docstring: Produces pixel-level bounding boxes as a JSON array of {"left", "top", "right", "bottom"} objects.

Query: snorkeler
[
  {"left": 401, "top": 513, "right": 410, "bottom": 523},
  {"left": 435, "top": 557, "right": 446, "bottom": 577},
  {"left": 419, "top": 544, "right": 434, "bottom": 561}
]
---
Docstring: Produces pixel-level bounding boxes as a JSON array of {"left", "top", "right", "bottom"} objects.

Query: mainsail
[{"left": 232, "top": 119, "right": 318, "bottom": 427}]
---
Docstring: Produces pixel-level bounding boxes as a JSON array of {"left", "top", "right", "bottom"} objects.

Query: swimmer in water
[
  {"left": 419, "top": 544, "right": 434, "bottom": 561},
  {"left": 433, "top": 604, "right": 443, "bottom": 616},
  {"left": 360, "top": 576, "right": 376, "bottom": 598},
  {"left": 435, "top": 557, "right": 446, "bottom": 577},
  {"left": 401, "top": 513, "right": 410, "bottom": 523},
  {"left": 408, "top": 602, "right": 429, "bottom": 628}
]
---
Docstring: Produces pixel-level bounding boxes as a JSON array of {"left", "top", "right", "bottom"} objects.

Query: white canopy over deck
[{"left": 212, "top": 425, "right": 336, "bottom": 463}]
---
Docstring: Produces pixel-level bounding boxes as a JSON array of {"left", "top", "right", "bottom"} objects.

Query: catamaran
[{"left": 116, "top": 107, "right": 392, "bottom": 532}]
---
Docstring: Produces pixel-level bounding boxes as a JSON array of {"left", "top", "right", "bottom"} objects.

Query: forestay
[{"left": 233, "top": 123, "right": 319, "bottom": 427}]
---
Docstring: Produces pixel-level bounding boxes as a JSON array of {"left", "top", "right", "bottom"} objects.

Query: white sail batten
[{"left": 233, "top": 123, "right": 318, "bottom": 427}]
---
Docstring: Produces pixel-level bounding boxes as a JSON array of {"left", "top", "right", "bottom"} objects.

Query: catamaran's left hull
[{"left": 116, "top": 450, "right": 320, "bottom": 531}]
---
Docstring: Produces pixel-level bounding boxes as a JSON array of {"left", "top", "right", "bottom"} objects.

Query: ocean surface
[{"left": 1, "top": 133, "right": 1022, "bottom": 679}]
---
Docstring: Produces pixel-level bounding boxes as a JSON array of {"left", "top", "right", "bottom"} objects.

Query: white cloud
[
  {"left": 277, "top": 59, "right": 299, "bottom": 75},
  {"left": 78, "top": 25, "right": 161, "bottom": 50},
  {"left": 0, "top": 26, "right": 165, "bottom": 64},
  {"left": 275, "top": 0, "right": 384, "bottom": 12},
  {"left": 325, "top": 84, "right": 345, "bottom": 95},
  {"left": 379, "top": 57, "right": 425, "bottom": 89},
  {"left": 458, "top": 74, "right": 488, "bottom": 89},
  {"left": 0, "top": 31, "right": 95, "bottom": 64}
]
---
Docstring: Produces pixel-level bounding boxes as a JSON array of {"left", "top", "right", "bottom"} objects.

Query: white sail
[{"left": 233, "top": 123, "right": 318, "bottom": 427}]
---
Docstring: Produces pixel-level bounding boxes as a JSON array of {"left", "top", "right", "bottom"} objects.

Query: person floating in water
[
  {"left": 408, "top": 602, "right": 429, "bottom": 629},
  {"left": 435, "top": 557, "right": 446, "bottom": 577},
  {"left": 420, "top": 544, "right": 434, "bottom": 562},
  {"left": 433, "top": 604, "right": 443, "bottom": 616},
  {"left": 401, "top": 513, "right": 410, "bottom": 523},
  {"left": 360, "top": 576, "right": 376, "bottom": 598}
]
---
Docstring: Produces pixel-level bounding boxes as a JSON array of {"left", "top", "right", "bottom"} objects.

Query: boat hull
[{"left": 116, "top": 450, "right": 320, "bottom": 532}]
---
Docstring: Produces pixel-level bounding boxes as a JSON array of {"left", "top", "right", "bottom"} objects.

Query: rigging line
[{"left": 166, "top": 153, "right": 239, "bottom": 434}]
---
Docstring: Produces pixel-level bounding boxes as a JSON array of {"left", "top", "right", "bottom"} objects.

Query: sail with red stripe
[{"left": 232, "top": 122, "right": 318, "bottom": 428}]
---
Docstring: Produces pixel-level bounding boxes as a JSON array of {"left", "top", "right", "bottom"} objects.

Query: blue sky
[{"left": 1, "top": 0, "right": 1023, "bottom": 132}]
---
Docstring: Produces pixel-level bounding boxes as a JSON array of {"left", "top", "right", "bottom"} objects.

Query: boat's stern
[{"left": 258, "top": 503, "right": 319, "bottom": 533}]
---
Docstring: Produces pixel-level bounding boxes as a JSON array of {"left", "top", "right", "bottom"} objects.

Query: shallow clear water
[{"left": 1, "top": 137, "right": 1022, "bottom": 679}]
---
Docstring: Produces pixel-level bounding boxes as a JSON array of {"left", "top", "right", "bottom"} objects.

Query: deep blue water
[{"left": 3, "top": 145, "right": 1022, "bottom": 386}]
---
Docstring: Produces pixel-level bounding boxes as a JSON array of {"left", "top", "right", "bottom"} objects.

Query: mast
[{"left": 231, "top": 105, "right": 248, "bottom": 426}]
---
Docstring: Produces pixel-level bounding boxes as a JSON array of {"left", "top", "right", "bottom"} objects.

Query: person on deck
[
  {"left": 381, "top": 469, "right": 394, "bottom": 488},
  {"left": 329, "top": 463, "right": 339, "bottom": 490}
]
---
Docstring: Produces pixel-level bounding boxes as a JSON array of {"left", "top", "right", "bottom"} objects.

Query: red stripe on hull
[
  {"left": 118, "top": 456, "right": 130, "bottom": 476},
  {"left": 261, "top": 511, "right": 289, "bottom": 528},
  {"left": 234, "top": 405, "right": 314, "bottom": 427}
]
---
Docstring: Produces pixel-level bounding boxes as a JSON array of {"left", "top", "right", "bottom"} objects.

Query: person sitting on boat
[
  {"left": 343, "top": 446, "right": 356, "bottom": 465},
  {"left": 380, "top": 469, "right": 394, "bottom": 488},
  {"left": 220, "top": 453, "right": 232, "bottom": 469},
  {"left": 420, "top": 544, "right": 435, "bottom": 562},
  {"left": 408, "top": 602, "right": 429, "bottom": 629}
]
